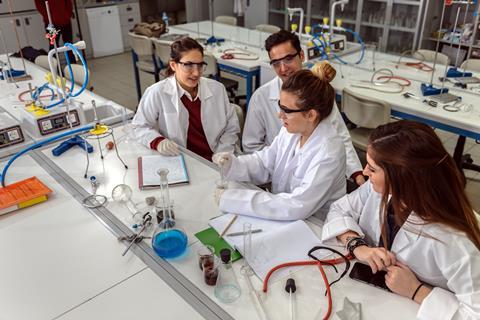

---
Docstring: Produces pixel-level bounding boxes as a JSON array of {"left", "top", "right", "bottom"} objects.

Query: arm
[
  {"left": 321, "top": 181, "right": 372, "bottom": 245},
  {"left": 242, "top": 91, "right": 267, "bottom": 153},
  {"left": 416, "top": 245, "right": 480, "bottom": 320},
  {"left": 215, "top": 88, "right": 240, "bottom": 153},
  {"left": 223, "top": 132, "right": 282, "bottom": 185},
  {"left": 330, "top": 105, "right": 363, "bottom": 179},
  {"left": 131, "top": 86, "right": 164, "bottom": 148},
  {"left": 220, "top": 140, "right": 346, "bottom": 220}
]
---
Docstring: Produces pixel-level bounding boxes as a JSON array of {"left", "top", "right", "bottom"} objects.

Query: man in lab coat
[{"left": 242, "top": 30, "right": 365, "bottom": 185}]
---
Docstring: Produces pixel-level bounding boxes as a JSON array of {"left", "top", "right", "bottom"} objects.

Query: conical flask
[{"left": 214, "top": 248, "right": 241, "bottom": 303}]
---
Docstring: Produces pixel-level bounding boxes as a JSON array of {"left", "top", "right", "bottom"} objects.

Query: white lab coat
[
  {"left": 242, "top": 76, "right": 362, "bottom": 177},
  {"left": 220, "top": 111, "right": 346, "bottom": 221},
  {"left": 322, "top": 181, "right": 480, "bottom": 320},
  {"left": 132, "top": 76, "right": 239, "bottom": 153}
]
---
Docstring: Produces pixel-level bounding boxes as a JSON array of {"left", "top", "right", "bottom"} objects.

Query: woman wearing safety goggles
[
  {"left": 212, "top": 62, "right": 346, "bottom": 221},
  {"left": 132, "top": 37, "right": 239, "bottom": 161}
]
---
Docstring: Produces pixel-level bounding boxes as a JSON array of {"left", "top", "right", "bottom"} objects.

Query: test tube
[{"left": 241, "top": 222, "right": 254, "bottom": 275}]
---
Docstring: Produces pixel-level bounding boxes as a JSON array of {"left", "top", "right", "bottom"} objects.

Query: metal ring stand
[
  {"left": 82, "top": 194, "right": 108, "bottom": 208},
  {"left": 82, "top": 126, "right": 128, "bottom": 179}
]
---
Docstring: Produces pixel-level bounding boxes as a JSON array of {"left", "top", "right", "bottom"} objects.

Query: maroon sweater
[{"left": 150, "top": 95, "right": 213, "bottom": 161}]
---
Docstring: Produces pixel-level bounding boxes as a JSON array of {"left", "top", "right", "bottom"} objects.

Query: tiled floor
[{"left": 87, "top": 52, "right": 480, "bottom": 211}]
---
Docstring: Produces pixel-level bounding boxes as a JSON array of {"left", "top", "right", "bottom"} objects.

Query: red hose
[{"left": 262, "top": 256, "right": 349, "bottom": 320}]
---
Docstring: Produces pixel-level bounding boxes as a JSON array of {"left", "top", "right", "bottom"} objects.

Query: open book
[{"left": 137, "top": 154, "right": 189, "bottom": 189}]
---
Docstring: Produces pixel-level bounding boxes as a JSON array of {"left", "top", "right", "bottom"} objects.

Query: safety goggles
[
  {"left": 269, "top": 51, "right": 300, "bottom": 69},
  {"left": 277, "top": 100, "right": 308, "bottom": 114},
  {"left": 177, "top": 61, "right": 208, "bottom": 72}
]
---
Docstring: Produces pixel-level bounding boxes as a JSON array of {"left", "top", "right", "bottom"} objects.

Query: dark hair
[
  {"left": 368, "top": 120, "right": 480, "bottom": 250},
  {"left": 265, "top": 29, "right": 301, "bottom": 54},
  {"left": 281, "top": 62, "right": 336, "bottom": 122},
  {"left": 166, "top": 37, "right": 204, "bottom": 76}
]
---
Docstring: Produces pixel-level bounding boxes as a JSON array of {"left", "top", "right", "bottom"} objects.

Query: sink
[{"left": 83, "top": 103, "right": 131, "bottom": 125}]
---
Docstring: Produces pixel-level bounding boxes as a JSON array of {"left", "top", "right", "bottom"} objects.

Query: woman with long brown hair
[
  {"left": 132, "top": 37, "right": 239, "bottom": 161},
  {"left": 322, "top": 120, "right": 480, "bottom": 319},
  {"left": 211, "top": 63, "right": 346, "bottom": 221}
]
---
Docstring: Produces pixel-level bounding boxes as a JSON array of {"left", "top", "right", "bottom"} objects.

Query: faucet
[
  {"left": 287, "top": 7, "right": 304, "bottom": 39},
  {"left": 330, "top": 0, "right": 349, "bottom": 37}
]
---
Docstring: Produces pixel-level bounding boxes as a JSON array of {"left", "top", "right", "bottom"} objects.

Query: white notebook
[
  {"left": 137, "top": 154, "right": 189, "bottom": 189},
  {"left": 210, "top": 214, "right": 324, "bottom": 282}
]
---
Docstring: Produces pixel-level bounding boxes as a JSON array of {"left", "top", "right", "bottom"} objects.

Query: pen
[
  {"left": 226, "top": 229, "right": 263, "bottom": 237},
  {"left": 220, "top": 214, "right": 238, "bottom": 237}
]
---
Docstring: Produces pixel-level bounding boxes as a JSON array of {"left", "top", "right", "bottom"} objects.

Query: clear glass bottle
[
  {"left": 157, "top": 169, "right": 175, "bottom": 229},
  {"left": 214, "top": 248, "right": 241, "bottom": 303},
  {"left": 151, "top": 169, "right": 187, "bottom": 259}
]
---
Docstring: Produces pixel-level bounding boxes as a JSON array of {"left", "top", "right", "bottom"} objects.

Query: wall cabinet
[
  {"left": 0, "top": 0, "right": 36, "bottom": 15},
  {"left": 0, "top": 12, "right": 48, "bottom": 54}
]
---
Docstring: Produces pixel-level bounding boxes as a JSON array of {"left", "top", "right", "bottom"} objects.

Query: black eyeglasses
[
  {"left": 176, "top": 61, "right": 208, "bottom": 72},
  {"left": 269, "top": 51, "right": 300, "bottom": 68},
  {"left": 277, "top": 100, "right": 308, "bottom": 114}
]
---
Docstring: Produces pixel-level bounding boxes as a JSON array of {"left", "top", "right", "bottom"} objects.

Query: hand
[
  {"left": 213, "top": 187, "right": 225, "bottom": 205},
  {"left": 212, "top": 152, "right": 233, "bottom": 171},
  {"left": 385, "top": 261, "right": 421, "bottom": 299},
  {"left": 355, "top": 175, "right": 366, "bottom": 186},
  {"left": 157, "top": 139, "right": 179, "bottom": 156},
  {"left": 353, "top": 246, "right": 396, "bottom": 274}
]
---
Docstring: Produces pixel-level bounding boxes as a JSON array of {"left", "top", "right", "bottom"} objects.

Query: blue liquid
[{"left": 152, "top": 229, "right": 188, "bottom": 258}]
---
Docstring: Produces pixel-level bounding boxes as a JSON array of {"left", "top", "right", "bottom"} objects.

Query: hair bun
[{"left": 311, "top": 61, "right": 336, "bottom": 83}]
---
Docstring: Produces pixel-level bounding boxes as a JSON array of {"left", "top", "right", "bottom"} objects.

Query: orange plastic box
[{"left": 0, "top": 176, "right": 52, "bottom": 216}]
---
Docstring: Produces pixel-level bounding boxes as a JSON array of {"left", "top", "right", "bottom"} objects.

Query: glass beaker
[
  {"left": 197, "top": 244, "right": 215, "bottom": 270},
  {"left": 203, "top": 256, "right": 220, "bottom": 286},
  {"left": 214, "top": 248, "right": 241, "bottom": 303}
]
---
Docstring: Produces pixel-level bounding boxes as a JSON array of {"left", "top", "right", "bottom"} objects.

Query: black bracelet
[
  {"left": 346, "top": 237, "right": 368, "bottom": 258},
  {"left": 411, "top": 283, "right": 423, "bottom": 300}
]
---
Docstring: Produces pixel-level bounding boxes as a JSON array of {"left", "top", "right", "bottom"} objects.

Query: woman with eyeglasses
[
  {"left": 211, "top": 63, "right": 346, "bottom": 221},
  {"left": 322, "top": 120, "right": 480, "bottom": 320},
  {"left": 132, "top": 37, "right": 239, "bottom": 161}
]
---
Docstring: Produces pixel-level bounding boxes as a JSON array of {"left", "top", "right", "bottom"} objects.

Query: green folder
[{"left": 195, "top": 227, "right": 242, "bottom": 262}]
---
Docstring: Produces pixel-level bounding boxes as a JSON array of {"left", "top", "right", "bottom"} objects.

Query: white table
[
  {"left": 37, "top": 123, "right": 420, "bottom": 320},
  {"left": 0, "top": 155, "right": 146, "bottom": 320}
]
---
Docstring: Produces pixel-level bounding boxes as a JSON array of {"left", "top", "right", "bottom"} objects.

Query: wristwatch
[{"left": 346, "top": 236, "right": 369, "bottom": 258}]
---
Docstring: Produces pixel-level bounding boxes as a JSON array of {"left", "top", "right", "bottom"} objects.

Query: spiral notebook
[{"left": 137, "top": 154, "right": 189, "bottom": 189}]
